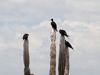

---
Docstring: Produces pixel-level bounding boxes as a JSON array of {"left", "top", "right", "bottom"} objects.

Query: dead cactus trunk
[
  {"left": 49, "top": 29, "right": 56, "bottom": 75},
  {"left": 23, "top": 39, "right": 30, "bottom": 75},
  {"left": 23, "top": 33, "right": 34, "bottom": 75},
  {"left": 64, "top": 46, "right": 69, "bottom": 75},
  {"left": 58, "top": 35, "right": 66, "bottom": 75}
]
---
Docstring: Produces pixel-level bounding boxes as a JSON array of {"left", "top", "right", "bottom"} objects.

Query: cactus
[
  {"left": 23, "top": 34, "right": 34, "bottom": 75},
  {"left": 64, "top": 46, "right": 69, "bottom": 75},
  {"left": 49, "top": 29, "right": 56, "bottom": 75},
  {"left": 58, "top": 35, "right": 66, "bottom": 75}
]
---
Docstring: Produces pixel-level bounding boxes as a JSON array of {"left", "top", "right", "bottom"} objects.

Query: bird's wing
[
  {"left": 64, "top": 30, "right": 69, "bottom": 37},
  {"left": 68, "top": 42, "right": 73, "bottom": 49},
  {"left": 65, "top": 41, "right": 73, "bottom": 50},
  {"left": 23, "top": 34, "right": 28, "bottom": 40},
  {"left": 63, "top": 30, "right": 67, "bottom": 35},
  {"left": 22, "top": 35, "right": 25, "bottom": 40},
  {"left": 51, "top": 22, "right": 57, "bottom": 30}
]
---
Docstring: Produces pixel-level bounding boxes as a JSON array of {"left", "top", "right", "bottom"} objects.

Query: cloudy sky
[{"left": 0, "top": 0, "right": 100, "bottom": 75}]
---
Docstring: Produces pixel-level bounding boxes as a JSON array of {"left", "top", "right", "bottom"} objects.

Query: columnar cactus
[
  {"left": 64, "top": 46, "right": 69, "bottom": 75},
  {"left": 49, "top": 29, "right": 56, "bottom": 75},
  {"left": 23, "top": 34, "right": 33, "bottom": 75},
  {"left": 58, "top": 35, "right": 66, "bottom": 75},
  {"left": 23, "top": 37, "right": 30, "bottom": 75}
]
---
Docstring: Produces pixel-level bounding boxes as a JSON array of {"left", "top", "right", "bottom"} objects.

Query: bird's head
[{"left": 51, "top": 18, "right": 53, "bottom": 21}]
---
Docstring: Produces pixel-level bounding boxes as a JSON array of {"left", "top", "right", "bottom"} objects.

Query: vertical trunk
[
  {"left": 49, "top": 29, "right": 56, "bottom": 75},
  {"left": 23, "top": 40, "right": 29, "bottom": 68},
  {"left": 58, "top": 35, "right": 66, "bottom": 75},
  {"left": 23, "top": 39, "right": 30, "bottom": 75},
  {"left": 64, "top": 47, "right": 69, "bottom": 75}
]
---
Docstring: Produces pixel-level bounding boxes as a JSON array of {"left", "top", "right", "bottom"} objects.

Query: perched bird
[
  {"left": 51, "top": 18, "right": 58, "bottom": 32},
  {"left": 59, "top": 29, "right": 69, "bottom": 38},
  {"left": 65, "top": 40, "right": 74, "bottom": 50},
  {"left": 22, "top": 33, "right": 29, "bottom": 40}
]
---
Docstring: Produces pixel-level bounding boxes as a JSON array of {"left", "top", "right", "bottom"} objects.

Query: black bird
[
  {"left": 65, "top": 40, "right": 74, "bottom": 50},
  {"left": 51, "top": 18, "right": 58, "bottom": 32},
  {"left": 22, "top": 33, "right": 29, "bottom": 40},
  {"left": 59, "top": 29, "right": 69, "bottom": 38}
]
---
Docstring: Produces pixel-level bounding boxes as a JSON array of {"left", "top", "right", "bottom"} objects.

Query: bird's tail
[
  {"left": 55, "top": 29, "right": 58, "bottom": 32},
  {"left": 66, "top": 35, "right": 70, "bottom": 39},
  {"left": 67, "top": 35, "right": 70, "bottom": 37},
  {"left": 71, "top": 47, "right": 74, "bottom": 51}
]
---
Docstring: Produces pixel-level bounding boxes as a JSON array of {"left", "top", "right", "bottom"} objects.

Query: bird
[
  {"left": 59, "top": 29, "right": 69, "bottom": 38},
  {"left": 65, "top": 40, "right": 74, "bottom": 50},
  {"left": 22, "top": 33, "right": 29, "bottom": 40},
  {"left": 51, "top": 18, "right": 58, "bottom": 32}
]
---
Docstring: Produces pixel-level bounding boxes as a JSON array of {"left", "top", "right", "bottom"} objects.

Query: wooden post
[
  {"left": 58, "top": 35, "right": 66, "bottom": 75},
  {"left": 23, "top": 36, "right": 34, "bottom": 75},
  {"left": 49, "top": 29, "right": 56, "bottom": 75},
  {"left": 64, "top": 46, "right": 69, "bottom": 75}
]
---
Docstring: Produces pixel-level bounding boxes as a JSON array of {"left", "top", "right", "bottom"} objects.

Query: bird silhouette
[
  {"left": 65, "top": 40, "right": 74, "bottom": 50},
  {"left": 59, "top": 29, "right": 69, "bottom": 39},
  {"left": 22, "top": 33, "right": 29, "bottom": 40},
  {"left": 51, "top": 18, "right": 58, "bottom": 32}
]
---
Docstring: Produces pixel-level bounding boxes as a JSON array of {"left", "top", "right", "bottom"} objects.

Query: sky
[{"left": 0, "top": 0, "right": 100, "bottom": 75}]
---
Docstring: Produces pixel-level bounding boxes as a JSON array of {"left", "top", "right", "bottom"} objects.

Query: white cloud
[
  {"left": 0, "top": 0, "right": 100, "bottom": 23},
  {"left": 0, "top": 20, "right": 100, "bottom": 75},
  {"left": 11, "top": 0, "right": 26, "bottom": 2},
  {"left": 0, "top": 0, "right": 100, "bottom": 75}
]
